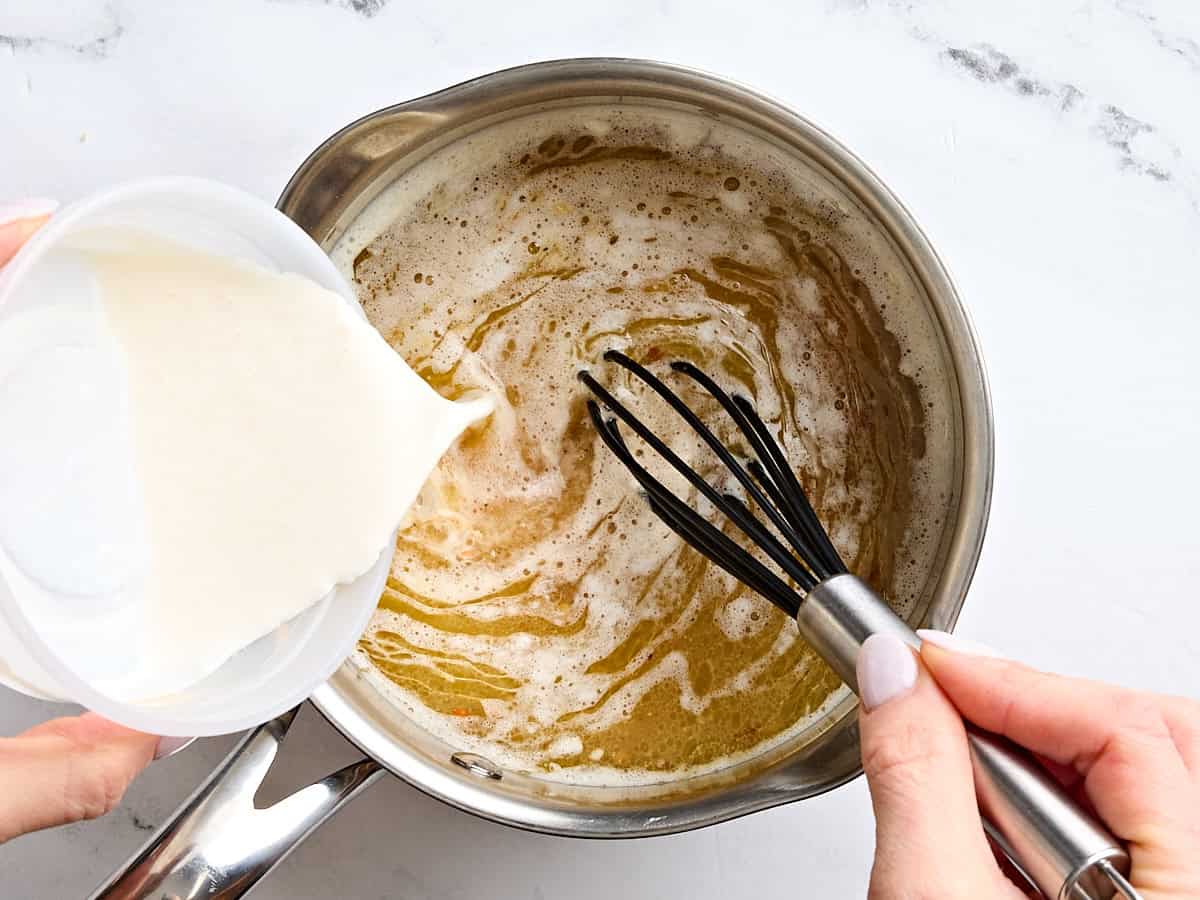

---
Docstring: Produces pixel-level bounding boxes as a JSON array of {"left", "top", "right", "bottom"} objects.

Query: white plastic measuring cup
[{"left": 0, "top": 177, "right": 401, "bottom": 736}]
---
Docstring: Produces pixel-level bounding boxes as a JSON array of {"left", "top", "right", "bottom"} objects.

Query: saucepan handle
[{"left": 88, "top": 706, "right": 385, "bottom": 900}]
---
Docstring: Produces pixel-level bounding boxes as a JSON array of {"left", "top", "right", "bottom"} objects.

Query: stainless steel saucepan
[{"left": 90, "top": 58, "right": 994, "bottom": 899}]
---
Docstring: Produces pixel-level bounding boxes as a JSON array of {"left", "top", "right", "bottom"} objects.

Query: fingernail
[
  {"left": 857, "top": 633, "right": 918, "bottom": 711},
  {"left": 917, "top": 629, "right": 1007, "bottom": 659},
  {"left": 154, "top": 736, "right": 196, "bottom": 760},
  {"left": 0, "top": 198, "right": 58, "bottom": 227}
]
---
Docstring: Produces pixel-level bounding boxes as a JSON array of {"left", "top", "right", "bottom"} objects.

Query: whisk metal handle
[{"left": 799, "top": 574, "right": 1137, "bottom": 900}]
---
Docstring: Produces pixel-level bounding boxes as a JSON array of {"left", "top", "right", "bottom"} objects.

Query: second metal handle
[
  {"left": 797, "top": 574, "right": 1136, "bottom": 900},
  {"left": 88, "top": 706, "right": 385, "bottom": 900}
]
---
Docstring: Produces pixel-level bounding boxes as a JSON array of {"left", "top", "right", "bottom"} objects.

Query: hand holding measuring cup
[
  {"left": 0, "top": 203, "right": 171, "bottom": 845},
  {"left": 0, "top": 181, "right": 480, "bottom": 847},
  {"left": 857, "top": 631, "right": 1200, "bottom": 899}
]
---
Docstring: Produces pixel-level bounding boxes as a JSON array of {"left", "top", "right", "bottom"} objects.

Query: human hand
[
  {"left": 0, "top": 199, "right": 58, "bottom": 267},
  {"left": 856, "top": 630, "right": 1200, "bottom": 899},
  {"left": 0, "top": 200, "right": 173, "bottom": 844},
  {"left": 0, "top": 713, "right": 163, "bottom": 843}
]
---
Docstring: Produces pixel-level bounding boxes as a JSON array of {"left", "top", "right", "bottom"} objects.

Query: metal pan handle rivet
[{"left": 452, "top": 752, "right": 504, "bottom": 780}]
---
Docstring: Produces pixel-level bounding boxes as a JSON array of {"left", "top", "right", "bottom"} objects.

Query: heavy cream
[{"left": 4, "top": 232, "right": 489, "bottom": 701}]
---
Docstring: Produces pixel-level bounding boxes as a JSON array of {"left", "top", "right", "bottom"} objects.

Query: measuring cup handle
[{"left": 87, "top": 706, "right": 385, "bottom": 900}]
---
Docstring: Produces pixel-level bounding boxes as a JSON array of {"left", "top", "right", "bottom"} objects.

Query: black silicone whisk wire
[{"left": 577, "top": 349, "right": 847, "bottom": 618}]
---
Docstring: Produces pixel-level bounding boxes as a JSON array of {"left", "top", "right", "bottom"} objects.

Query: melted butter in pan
[{"left": 345, "top": 109, "right": 952, "bottom": 784}]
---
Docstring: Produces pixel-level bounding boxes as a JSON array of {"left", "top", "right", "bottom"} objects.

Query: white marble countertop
[{"left": 2, "top": 0, "right": 1198, "bottom": 897}]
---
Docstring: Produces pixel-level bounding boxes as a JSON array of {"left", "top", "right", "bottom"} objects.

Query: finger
[
  {"left": 1161, "top": 696, "right": 1200, "bottom": 778},
  {"left": 919, "top": 630, "right": 1200, "bottom": 890},
  {"left": 0, "top": 713, "right": 158, "bottom": 843},
  {"left": 0, "top": 198, "right": 58, "bottom": 267},
  {"left": 856, "top": 633, "right": 1021, "bottom": 899},
  {"left": 989, "top": 840, "right": 1042, "bottom": 899}
]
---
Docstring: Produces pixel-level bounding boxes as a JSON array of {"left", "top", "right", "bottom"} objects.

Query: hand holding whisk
[{"left": 579, "top": 349, "right": 1140, "bottom": 900}]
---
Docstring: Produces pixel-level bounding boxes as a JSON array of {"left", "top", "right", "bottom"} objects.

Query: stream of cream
[{"left": 85, "top": 234, "right": 490, "bottom": 698}]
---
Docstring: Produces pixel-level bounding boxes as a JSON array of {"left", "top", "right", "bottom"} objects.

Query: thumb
[
  {"left": 857, "top": 633, "right": 1018, "bottom": 899},
  {"left": 0, "top": 713, "right": 159, "bottom": 843},
  {"left": 0, "top": 199, "right": 57, "bottom": 267}
]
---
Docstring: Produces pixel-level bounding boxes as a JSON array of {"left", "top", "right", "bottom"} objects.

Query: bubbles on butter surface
[
  {"left": 715, "top": 594, "right": 769, "bottom": 642},
  {"left": 334, "top": 103, "right": 958, "bottom": 785}
]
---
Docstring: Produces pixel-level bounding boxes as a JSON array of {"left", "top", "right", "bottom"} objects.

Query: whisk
[{"left": 579, "top": 349, "right": 1140, "bottom": 900}]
